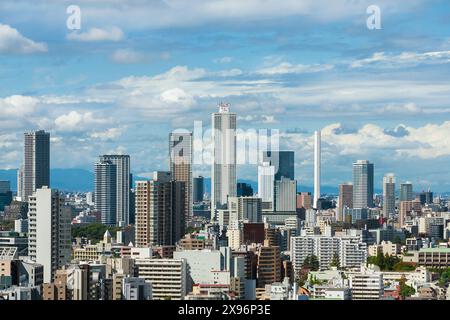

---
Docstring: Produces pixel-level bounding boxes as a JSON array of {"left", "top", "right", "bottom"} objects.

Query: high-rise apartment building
[
  {"left": 211, "top": 103, "right": 237, "bottom": 220},
  {"left": 352, "top": 160, "right": 374, "bottom": 208},
  {"left": 22, "top": 130, "right": 50, "bottom": 201},
  {"left": 338, "top": 183, "right": 353, "bottom": 221},
  {"left": 169, "top": 132, "right": 193, "bottom": 222},
  {"left": 383, "top": 173, "right": 396, "bottom": 218},
  {"left": 28, "top": 187, "right": 71, "bottom": 283},
  {"left": 135, "top": 258, "right": 187, "bottom": 300},
  {"left": 256, "top": 245, "right": 281, "bottom": 288},
  {"left": 94, "top": 160, "right": 117, "bottom": 225},
  {"left": 135, "top": 172, "right": 185, "bottom": 247},
  {"left": 99, "top": 155, "right": 131, "bottom": 226}
]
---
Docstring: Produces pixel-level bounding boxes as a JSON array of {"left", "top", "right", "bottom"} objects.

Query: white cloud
[
  {"left": 256, "top": 62, "right": 334, "bottom": 75},
  {"left": 351, "top": 51, "right": 450, "bottom": 68},
  {"left": 0, "top": 24, "right": 47, "bottom": 54},
  {"left": 90, "top": 127, "right": 125, "bottom": 141},
  {"left": 67, "top": 27, "right": 124, "bottom": 42},
  {"left": 214, "top": 56, "right": 233, "bottom": 64},
  {"left": 110, "top": 48, "right": 148, "bottom": 64},
  {"left": 0, "top": 95, "right": 39, "bottom": 116},
  {"left": 54, "top": 111, "right": 110, "bottom": 131}
]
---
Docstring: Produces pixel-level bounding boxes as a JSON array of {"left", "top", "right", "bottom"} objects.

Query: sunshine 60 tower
[{"left": 211, "top": 103, "right": 237, "bottom": 220}]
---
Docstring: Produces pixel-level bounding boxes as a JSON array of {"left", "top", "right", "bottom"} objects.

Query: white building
[
  {"left": 258, "top": 162, "right": 275, "bottom": 208},
  {"left": 290, "top": 235, "right": 367, "bottom": 272},
  {"left": 313, "top": 130, "right": 321, "bottom": 209},
  {"left": 28, "top": 187, "right": 71, "bottom": 283},
  {"left": 349, "top": 269, "right": 384, "bottom": 300},
  {"left": 173, "top": 247, "right": 232, "bottom": 292},
  {"left": 211, "top": 103, "right": 237, "bottom": 220},
  {"left": 135, "top": 258, "right": 187, "bottom": 300}
]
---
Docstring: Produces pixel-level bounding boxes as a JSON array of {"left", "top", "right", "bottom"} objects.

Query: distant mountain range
[{"left": 0, "top": 169, "right": 417, "bottom": 195}]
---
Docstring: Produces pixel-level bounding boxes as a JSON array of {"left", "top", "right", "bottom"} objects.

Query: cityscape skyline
[
  {"left": 0, "top": 1, "right": 450, "bottom": 192},
  {"left": 1, "top": 1, "right": 450, "bottom": 305}
]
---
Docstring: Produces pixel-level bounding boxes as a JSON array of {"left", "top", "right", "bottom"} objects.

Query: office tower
[
  {"left": 338, "top": 183, "right": 353, "bottom": 221},
  {"left": 313, "top": 130, "right": 321, "bottom": 209},
  {"left": 274, "top": 177, "right": 297, "bottom": 212},
  {"left": 0, "top": 181, "right": 12, "bottom": 211},
  {"left": 28, "top": 187, "right": 71, "bottom": 283},
  {"left": 211, "top": 103, "right": 237, "bottom": 219},
  {"left": 399, "top": 182, "right": 413, "bottom": 201},
  {"left": 99, "top": 155, "right": 130, "bottom": 226},
  {"left": 135, "top": 258, "right": 187, "bottom": 300},
  {"left": 228, "top": 197, "right": 262, "bottom": 223},
  {"left": 135, "top": 172, "right": 185, "bottom": 247},
  {"left": 94, "top": 160, "right": 117, "bottom": 225},
  {"left": 296, "top": 192, "right": 312, "bottom": 210},
  {"left": 258, "top": 162, "right": 275, "bottom": 209},
  {"left": 22, "top": 130, "right": 50, "bottom": 201},
  {"left": 419, "top": 191, "right": 433, "bottom": 205},
  {"left": 193, "top": 176, "right": 204, "bottom": 203},
  {"left": 237, "top": 182, "right": 253, "bottom": 197},
  {"left": 352, "top": 160, "right": 374, "bottom": 208},
  {"left": 382, "top": 173, "right": 396, "bottom": 218},
  {"left": 262, "top": 151, "right": 294, "bottom": 181},
  {"left": 169, "top": 131, "right": 193, "bottom": 222}
]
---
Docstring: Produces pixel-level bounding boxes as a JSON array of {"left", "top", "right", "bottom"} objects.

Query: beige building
[
  {"left": 169, "top": 132, "right": 193, "bottom": 223},
  {"left": 135, "top": 258, "right": 187, "bottom": 300}
]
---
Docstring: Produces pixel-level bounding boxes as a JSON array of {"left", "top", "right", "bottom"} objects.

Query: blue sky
[{"left": 0, "top": 0, "right": 450, "bottom": 192}]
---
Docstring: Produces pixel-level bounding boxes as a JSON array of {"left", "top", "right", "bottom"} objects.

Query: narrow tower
[{"left": 313, "top": 130, "right": 321, "bottom": 209}]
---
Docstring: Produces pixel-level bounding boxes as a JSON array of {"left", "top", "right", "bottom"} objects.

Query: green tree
[
  {"left": 302, "top": 254, "right": 319, "bottom": 271},
  {"left": 399, "top": 276, "right": 415, "bottom": 299},
  {"left": 330, "top": 253, "right": 340, "bottom": 269}
]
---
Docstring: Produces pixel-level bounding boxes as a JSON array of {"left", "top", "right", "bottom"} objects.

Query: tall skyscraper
[
  {"left": 274, "top": 177, "right": 297, "bottom": 212},
  {"left": 99, "top": 155, "right": 131, "bottom": 226},
  {"left": 211, "top": 103, "right": 237, "bottom": 220},
  {"left": 399, "top": 182, "right": 413, "bottom": 201},
  {"left": 338, "top": 183, "right": 353, "bottom": 221},
  {"left": 352, "top": 160, "right": 374, "bottom": 209},
  {"left": 135, "top": 172, "right": 185, "bottom": 247},
  {"left": 169, "top": 131, "right": 193, "bottom": 222},
  {"left": 313, "top": 130, "right": 321, "bottom": 209},
  {"left": 258, "top": 162, "right": 275, "bottom": 209},
  {"left": 262, "top": 151, "right": 294, "bottom": 181},
  {"left": 28, "top": 187, "right": 71, "bottom": 283},
  {"left": 193, "top": 176, "right": 204, "bottom": 203},
  {"left": 22, "top": 130, "right": 50, "bottom": 201},
  {"left": 94, "top": 160, "right": 117, "bottom": 225},
  {"left": 383, "top": 173, "right": 396, "bottom": 218}
]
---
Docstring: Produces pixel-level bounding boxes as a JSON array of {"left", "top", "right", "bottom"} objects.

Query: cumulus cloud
[
  {"left": 67, "top": 27, "right": 124, "bottom": 42},
  {"left": 54, "top": 111, "right": 110, "bottom": 131},
  {"left": 0, "top": 95, "right": 39, "bottom": 116},
  {"left": 0, "top": 24, "right": 47, "bottom": 54}
]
